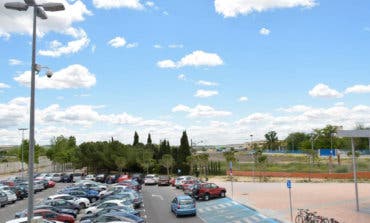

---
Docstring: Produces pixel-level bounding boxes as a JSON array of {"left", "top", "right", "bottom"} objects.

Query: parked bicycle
[{"left": 295, "top": 209, "right": 338, "bottom": 223}]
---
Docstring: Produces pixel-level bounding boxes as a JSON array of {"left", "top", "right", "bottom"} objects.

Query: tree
[
  {"left": 253, "top": 149, "right": 268, "bottom": 181},
  {"left": 223, "top": 150, "right": 236, "bottom": 163},
  {"left": 178, "top": 131, "right": 191, "bottom": 174},
  {"left": 147, "top": 133, "right": 152, "bottom": 145},
  {"left": 115, "top": 156, "right": 127, "bottom": 173},
  {"left": 285, "top": 132, "right": 310, "bottom": 151},
  {"left": 133, "top": 131, "right": 139, "bottom": 146},
  {"left": 197, "top": 153, "right": 209, "bottom": 176},
  {"left": 264, "top": 131, "right": 279, "bottom": 150},
  {"left": 138, "top": 149, "right": 154, "bottom": 174},
  {"left": 160, "top": 154, "right": 174, "bottom": 175},
  {"left": 17, "top": 140, "right": 42, "bottom": 164}
]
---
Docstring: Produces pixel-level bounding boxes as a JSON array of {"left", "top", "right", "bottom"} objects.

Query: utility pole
[
  {"left": 18, "top": 128, "right": 27, "bottom": 179},
  {"left": 250, "top": 134, "right": 255, "bottom": 182}
]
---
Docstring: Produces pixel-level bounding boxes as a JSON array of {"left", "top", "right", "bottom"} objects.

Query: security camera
[{"left": 46, "top": 70, "right": 53, "bottom": 78}]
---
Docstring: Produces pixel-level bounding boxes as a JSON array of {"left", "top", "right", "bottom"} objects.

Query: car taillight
[{"left": 177, "top": 205, "right": 181, "bottom": 209}]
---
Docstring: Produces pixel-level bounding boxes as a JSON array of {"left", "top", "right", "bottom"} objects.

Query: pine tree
[
  {"left": 147, "top": 133, "right": 152, "bottom": 145},
  {"left": 133, "top": 131, "right": 139, "bottom": 146},
  {"left": 178, "top": 131, "right": 191, "bottom": 174}
]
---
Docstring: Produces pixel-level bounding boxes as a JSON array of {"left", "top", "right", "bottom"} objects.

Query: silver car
[
  {"left": 1, "top": 190, "right": 17, "bottom": 204},
  {"left": 0, "top": 191, "right": 7, "bottom": 207}
]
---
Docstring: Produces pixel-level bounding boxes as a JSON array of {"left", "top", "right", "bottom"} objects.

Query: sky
[{"left": 1, "top": 0, "right": 370, "bottom": 146}]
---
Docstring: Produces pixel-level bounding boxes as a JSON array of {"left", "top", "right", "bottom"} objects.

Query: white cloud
[
  {"left": 239, "top": 96, "right": 248, "bottom": 102},
  {"left": 8, "top": 59, "right": 22, "bottom": 66},
  {"left": 145, "top": 1, "right": 155, "bottom": 7},
  {"left": 93, "top": 0, "right": 144, "bottom": 10},
  {"left": 163, "top": 11, "right": 169, "bottom": 16},
  {"left": 0, "top": 83, "right": 10, "bottom": 89},
  {"left": 197, "top": 80, "right": 219, "bottom": 86},
  {"left": 177, "top": 74, "right": 186, "bottom": 80},
  {"left": 172, "top": 104, "right": 231, "bottom": 118},
  {"left": 259, "top": 27, "right": 270, "bottom": 35},
  {"left": 91, "top": 44, "right": 96, "bottom": 53},
  {"left": 335, "top": 102, "right": 345, "bottom": 107},
  {"left": 126, "top": 42, "right": 139, "bottom": 48},
  {"left": 153, "top": 44, "right": 162, "bottom": 49},
  {"left": 157, "top": 50, "right": 223, "bottom": 68},
  {"left": 168, "top": 44, "right": 184, "bottom": 48},
  {"left": 194, "top": 89, "right": 219, "bottom": 98},
  {"left": 108, "top": 36, "right": 127, "bottom": 48},
  {"left": 39, "top": 28, "right": 90, "bottom": 57},
  {"left": 345, "top": 84, "right": 370, "bottom": 94},
  {"left": 309, "top": 83, "right": 343, "bottom": 98},
  {"left": 279, "top": 105, "right": 311, "bottom": 113},
  {"left": 1, "top": 1, "right": 92, "bottom": 56},
  {"left": 157, "top": 60, "right": 177, "bottom": 68},
  {"left": 215, "top": 0, "right": 317, "bottom": 18},
  {"left": 14, "top": 64, "right": 96, "bottom": 89}
]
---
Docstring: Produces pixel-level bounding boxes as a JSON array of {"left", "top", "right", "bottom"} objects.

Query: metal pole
[
  {"left": 351, "top": 138, "right": 359, "bottom": 211},
  {"left": 250, "top": 134, "right": 255, "bottom": 182},
  {"left": 289, "top": 188, "right": 293, "bottom": 222},
  {"left": 27, "top": 5, "right": 37, "bottom": 222}
]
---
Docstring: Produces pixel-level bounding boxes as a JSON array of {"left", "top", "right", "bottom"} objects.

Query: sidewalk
[{"left": 213, "top": 181, "right": 370, "bottom": 223}]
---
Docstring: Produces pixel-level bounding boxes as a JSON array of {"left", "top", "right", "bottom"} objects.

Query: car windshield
[{"left": 179, "top": 199, "right": 193, "bottom": 205}]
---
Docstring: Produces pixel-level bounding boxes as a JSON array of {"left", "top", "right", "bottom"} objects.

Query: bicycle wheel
[
  {"left": 320, "top": 218, "right": 329, "bottom": 223},
  {"left": 295, "top": 215, "right": 304, "bottom": 223}
]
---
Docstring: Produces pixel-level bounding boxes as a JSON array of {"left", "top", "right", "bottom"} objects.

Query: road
[
  {"left": 0, "top": 183, "right": 69, "bottom": 222},
  {"left": 142, "top": 185, "right": 204, "bottom": 223}
]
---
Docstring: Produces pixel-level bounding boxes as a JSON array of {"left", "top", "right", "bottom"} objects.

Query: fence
[{"left": 0, "top": 157, "right": 52, "bottom": 176}]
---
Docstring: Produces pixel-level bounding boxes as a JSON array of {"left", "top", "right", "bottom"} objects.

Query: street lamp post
[
  {"left": 18, "top": 128, "right": 27, "bottom": 179},
  {"left": 4, "top": 1, "right": 64, "bottom": 222}
]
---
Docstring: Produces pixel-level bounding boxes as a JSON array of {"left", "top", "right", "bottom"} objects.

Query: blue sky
[{"left": 1, "top": 0, "right": 370, "bottom": 145}]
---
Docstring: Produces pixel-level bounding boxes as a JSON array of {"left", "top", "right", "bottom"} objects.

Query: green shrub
[{"left": 334, "top": 165, "right": 348, "bottom": 173}]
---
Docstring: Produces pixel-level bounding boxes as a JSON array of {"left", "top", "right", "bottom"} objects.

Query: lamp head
[{"left": 46, "top": 69, "right": 53, "bottom": 78}]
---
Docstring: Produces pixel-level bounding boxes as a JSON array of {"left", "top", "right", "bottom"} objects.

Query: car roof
[{"left": 176, "top": 195, "right": 193, "bottom": 200}]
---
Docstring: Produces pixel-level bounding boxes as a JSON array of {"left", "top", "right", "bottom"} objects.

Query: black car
[
  {"left": 10, "top": 186, "right": 28, "bottom": 200},
  {"left": 95, "top": 174, "right": 106, "bottom": 183},
  {"left": 15, "top": 204, "right": 78, "bottom": 218},
  {"left": 43, "top": 199, "right": 81, "bottom": 214},
  {"left": 60, "top": 173, "right": 73, "bottom": 183}
]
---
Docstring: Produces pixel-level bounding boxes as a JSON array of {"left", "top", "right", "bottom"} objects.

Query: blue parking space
[{"left": 197, "top": 198, "right": 281, "bottom": 223}]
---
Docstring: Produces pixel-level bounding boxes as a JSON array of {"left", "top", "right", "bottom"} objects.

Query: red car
[
  {"left": 33, "top": 209, "right": 75, "bottom": 223},
  {"left": 181, "top": 180, "right": 196, "bottom": 191},
  {"left": 48, "top": 181, "right": 56, "bottom": 188},
  {"left": 192, "top": 183, "right": 226, "bottom": 201},
  {"left": 169, "top": 177, "right": 176, "bottom": 187},
  {"left": 117, "top": 174, "right": 130, "bottom": 183}
]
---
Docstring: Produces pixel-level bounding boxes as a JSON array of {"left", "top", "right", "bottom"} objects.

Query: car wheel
[
  {"left": 12, "top": 201, "right": 15, "bottom": 204},
  {"left": 204, "top": 193, "right": 210, "bottom": 201},
  {"left": 86, "top": 211, "right": 92, "bottom": 214},
  {"left": 90, "top": 197, "right": 97, "bottom": 203},
  {"left": 220, "top": 191, "right": 225, "bottom": 198}
]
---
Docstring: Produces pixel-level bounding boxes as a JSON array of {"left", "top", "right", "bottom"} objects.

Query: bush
[
  {"left": 334, "top": 165, "right": 348, "bottom": 173},
  {"left": 357, "top": 162, "right": 368, "bottom": 170}
]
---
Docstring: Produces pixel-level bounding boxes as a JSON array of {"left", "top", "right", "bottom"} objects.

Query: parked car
[
  {"left": 174, "top": 176, "right": 195, "bottom": 189},
  {"left": 67, "top": 189, "right": 99, "bottom": 203},
  {"left": 80, "top": 206, "right": 140, "bottom": 221},
  {"left": 84, "top": 174, "right": 96, "bottom": 181},
  {"left": 34, "top": 180, "right": 45, "bottom": 192},
  {"left": 6, "top": 216, "right": 59, "bottom": 223},
  {"left": 170, "top": 195, "right": 196, "bottom": 217},
  {"left": 169, "top": 177, "right": 176, "bottom": 186},
  {"left": 117, "top": 174, "right": 130, "bottom": 183},
  {"left": 42, "top": 199, "right": 81, "bottom": 214},
  {"left": 85, "top": 200, "right": 133, "bottom": 214},
  {"left": 60, "top": 173, "right": 73, "bottom": 183},
  {"left": 50, "top": 173, "right": 62, "bottom": 182},
  {"left": 95, "top": 174, "right": 106, "bottom": 183},
  {"left": 1, "top": 189, "right": 17, "bottom": 204},
  {"left": 48, "top": 181, "right": 56, "bottom": 188},
  {"left": 72, "top": 173, "right": 82, "bottom": 182},
  {"left": 192, "top": 182, "right": 226, "bottom": 201},
  {"left": 33, "top": 209, "right": 75, "bottom": 223},
  {"left": 81, "top": 212, "right": 144, "bottom": 223},
  {"left": 0, "top": 190, "right": 8, "bottom": 207},
  {"left": 131, "top": 173, "right": 144, "bottom": 185},
  {"left": 47, "top": 194, "right": 90, "bottom": 209},
  {"left": 182, "top": 179, "right": 202, "bottom": 191},
  {"left": 157, "top": 175, "right": 170, "bottom": 186},
  {"left": 119, "top": 180, "right": 141, "bottom": 191},
  {"left": 15, "top": 204, "right": 78, "bottom": 219},
  {"left": 10, "top": 186, "right": 28, "bottom": 200},
  {"left": 144, "top": 175, "right": 157, "bottom": 185}
]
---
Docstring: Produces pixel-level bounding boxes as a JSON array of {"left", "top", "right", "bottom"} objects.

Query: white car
[
  {"left": 174, "top": 176, "right": 195, "bottom": 189},
  {"left": 50, "top": 173, "right": 62, "bottom": 182},
  {"left": 144, "top": 174, "right": 158, "bottom": 185},
  {"left": 85, "top": 174, "right": 96, "bottom": 181},
  {"left": 99, "top": 185, "right": 127, "bottom": 197},
  {"left": 1, "top": 189, "right": 17, "bottom": 204},
  {"left": 85, "top": 200, "right": 132, "bottom": 214},
  {"left": 77, "top": 181, "right": 107, "bottom": 191},
  {"left": 47, "top": 194, "right": 90, "bottom": 209}
]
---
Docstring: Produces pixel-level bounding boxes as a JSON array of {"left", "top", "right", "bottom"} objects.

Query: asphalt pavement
[
  {"left": 142, "top": 184, "right": 204, "bottom": 223},
  {"left": 0, "top": 183, "right": 69, "bottom": 222}
]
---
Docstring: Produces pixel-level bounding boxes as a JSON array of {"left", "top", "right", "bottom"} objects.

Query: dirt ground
[{"left": 210, "top": 176, "right": 370, "bottom": 223}]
